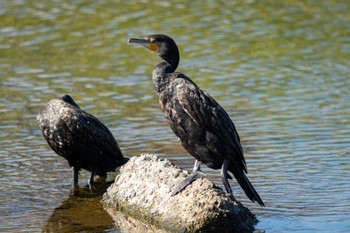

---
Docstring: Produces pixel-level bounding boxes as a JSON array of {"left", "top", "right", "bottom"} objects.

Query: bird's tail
[{"left": 232, "top": 169, "right": 265, "bottom": 207}]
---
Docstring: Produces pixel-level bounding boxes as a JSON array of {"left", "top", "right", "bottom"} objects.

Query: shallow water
[{"left": 1, "top": 0, "right": 349, "bottom": 232}]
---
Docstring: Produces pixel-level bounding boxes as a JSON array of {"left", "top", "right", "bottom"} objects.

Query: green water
[{"left": 0, "top": 0, "right": 349, "bottom": 232}]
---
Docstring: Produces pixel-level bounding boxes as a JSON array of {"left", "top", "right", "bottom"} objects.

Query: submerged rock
[{"left": 102, "top": 154, "right": 258, "bottom": 232}]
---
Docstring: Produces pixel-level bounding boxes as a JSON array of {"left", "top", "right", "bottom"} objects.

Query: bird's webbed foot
[{"left": 171, "top": 170, "right": 206, "bottom": 196}]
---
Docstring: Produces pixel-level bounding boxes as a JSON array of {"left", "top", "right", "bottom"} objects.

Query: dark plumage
[
  {"left": 37, "top": 95, "right": 126, "bottom": 188},
  {"left": 128, "top": 34, "right": 264, "bottom": 206}
]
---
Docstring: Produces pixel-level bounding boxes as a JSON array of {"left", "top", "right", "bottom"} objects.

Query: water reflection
[
  {"left": 43, "top": 185, "right": 114, "bottom": 233},
  {"left": 42, "top": 183, "right": 170, "bottom": 233},
  {"left": 105, "top": 206, "right": 170, "bottom": 233}
]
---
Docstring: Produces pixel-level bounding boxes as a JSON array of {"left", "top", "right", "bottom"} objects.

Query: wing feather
[
  {"left": 60, "top": 106, "right": 124, "bottom": 163},
  {"left": 175, "top": 78, "right": 247, "bottom": 172}
]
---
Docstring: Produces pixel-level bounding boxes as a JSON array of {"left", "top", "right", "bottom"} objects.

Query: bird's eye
[{"left": 149, "top": 37, "right": 156, "bottom": 43}]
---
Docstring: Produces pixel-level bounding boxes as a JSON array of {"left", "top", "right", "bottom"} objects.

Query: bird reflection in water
[
  {"left": 43, "top": 182, "right": 169, "bottom": 233},
  {"left": 42, "top": 183, "right": 114, "bottom": 233}
]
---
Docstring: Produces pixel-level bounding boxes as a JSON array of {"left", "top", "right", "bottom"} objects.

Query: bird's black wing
[
  {"left": 175, "top": 77, "right": 247, "bottom": 172},
  {"left": 60, "top": 106, "right": 124, "bottom": 163}
]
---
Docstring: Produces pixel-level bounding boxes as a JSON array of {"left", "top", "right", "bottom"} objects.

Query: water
[{"left": 1, "top": 0, "right": 349, "bottom": 232}]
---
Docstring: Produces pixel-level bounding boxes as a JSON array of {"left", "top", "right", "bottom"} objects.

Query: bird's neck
[
  {"left": 155, "top": 60, "right": 177, "bottom": 73},
  {"left": 152, "top": 58, "right": 178, "bottom": 93},
  {"left": 152, "top": 46, "right": 180, "bottom": 92}
]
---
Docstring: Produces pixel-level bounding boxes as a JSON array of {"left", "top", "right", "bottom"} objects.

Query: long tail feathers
[{"left": 233, "top": 170, "right": 265, "bottom": 207}]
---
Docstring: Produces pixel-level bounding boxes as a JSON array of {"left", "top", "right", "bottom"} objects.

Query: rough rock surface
[{"left": 103, "top": 154, "right": 258, "bottom": 232}]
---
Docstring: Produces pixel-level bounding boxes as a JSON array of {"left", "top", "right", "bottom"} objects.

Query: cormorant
[
  {"left": 128, "top": 34, "right": 264, "bottom": 206},
  {"left": 37, "top": 95, "right": 126, "bottom": 188}
]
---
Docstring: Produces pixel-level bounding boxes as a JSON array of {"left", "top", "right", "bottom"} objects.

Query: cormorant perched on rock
[
  {"left": 128, "top": 34, "right": 264, "bottom": 206},
  {"left": 37, "top": 95, "right": 126, "bottom": 188}
]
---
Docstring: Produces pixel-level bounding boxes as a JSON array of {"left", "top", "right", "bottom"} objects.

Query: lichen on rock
[{"left": 103, "top": 154, "right": 258, "bottom": 232}]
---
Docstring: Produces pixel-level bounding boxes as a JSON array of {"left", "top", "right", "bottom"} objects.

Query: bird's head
[
  {"left": 60, "top": 95, "right": 80, "bottom": 109},
  {"left": 128, "top": 34, "right": 179, "bottom": 67}
]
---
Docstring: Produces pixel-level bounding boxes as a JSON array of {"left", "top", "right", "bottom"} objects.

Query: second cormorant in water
[
  {"left": 37, "top": 95, "right": 126, "bottom": 188},
  {"left": 128, "top": 34, "right": 264, "bottom": 206}
]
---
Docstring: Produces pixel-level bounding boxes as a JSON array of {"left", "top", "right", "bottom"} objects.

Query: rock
[{"left": 102, "top": 154, "right": 258, "bottom": 232}]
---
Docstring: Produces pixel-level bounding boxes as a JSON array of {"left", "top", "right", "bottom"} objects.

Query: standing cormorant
[
  {"left": 37, "top": 95, "right": 126, "bottom": 188},
  {"left": 128, "top": 34, "right": 264, "bottom": 206}
]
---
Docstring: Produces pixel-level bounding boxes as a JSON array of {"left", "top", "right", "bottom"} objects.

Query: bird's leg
[
  {"left": 88, "top": 170, "right": 95, "bottom": 190},
  {"left": 72, "top": 167, "right": 79, "bottom": 189},
  {"left": 221, "top": 159, "right": 237, "bottom": 202},
  {"left": 171, "top": 160, "right": 206, "bottom": 196},
  {"left": 193, "top": 160, "right": 201, "bottom": 173}
]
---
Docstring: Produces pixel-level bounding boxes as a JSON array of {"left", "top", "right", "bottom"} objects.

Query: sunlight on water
[{"left": 0, "top": 0, "right": 349, "bottom": 232}]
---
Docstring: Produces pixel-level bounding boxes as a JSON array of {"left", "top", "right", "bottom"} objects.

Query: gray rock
[{"left": 103, "top": 154, "right": 258, "bottom": 232}]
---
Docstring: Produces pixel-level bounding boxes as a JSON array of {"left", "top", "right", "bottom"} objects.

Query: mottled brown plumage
[
  {"left": 37, "top": 95, "right": 125, "bottom": 188},
  {"left": 129, "top": 34, "right": 264, "bottom": 206}
]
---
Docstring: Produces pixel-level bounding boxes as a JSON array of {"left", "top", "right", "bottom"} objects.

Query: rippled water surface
[{"left": 1, "top": 0, "right": 349, "bottom": 232}]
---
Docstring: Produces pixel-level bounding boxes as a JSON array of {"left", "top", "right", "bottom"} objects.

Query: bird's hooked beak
[{"left": 128, "top": 37, "right": 158, "bottom": 52}]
